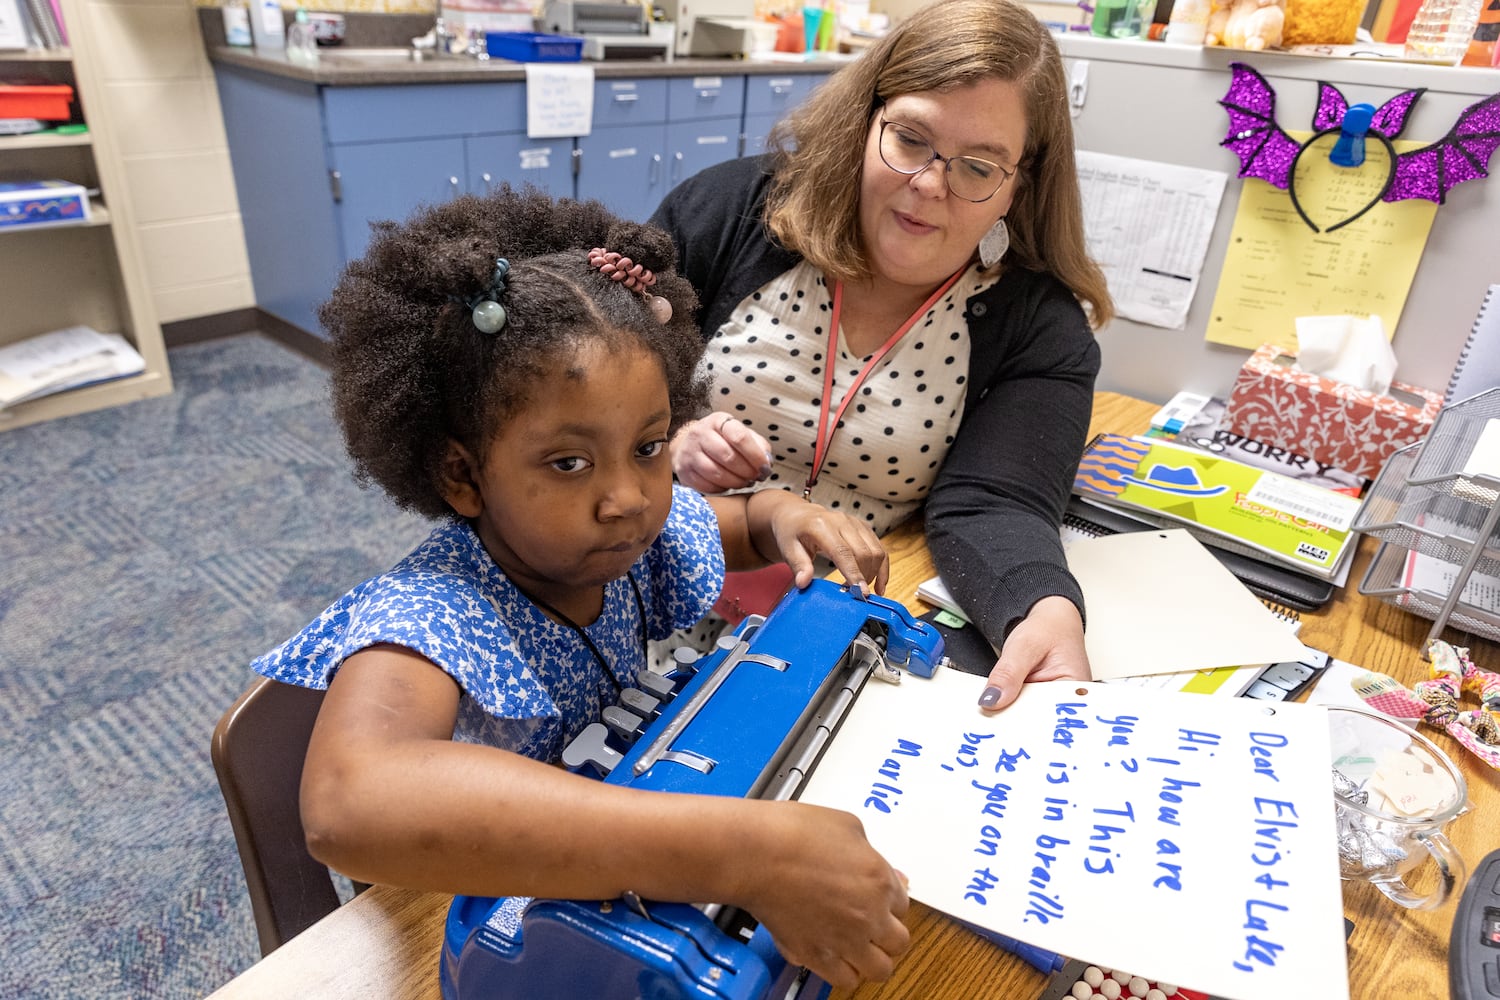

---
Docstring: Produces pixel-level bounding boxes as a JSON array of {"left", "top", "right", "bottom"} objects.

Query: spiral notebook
[{"left": 1446, "top": 283, "right": 1500, "bottom": 405}]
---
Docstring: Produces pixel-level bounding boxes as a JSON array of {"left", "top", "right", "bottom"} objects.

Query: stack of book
[
  {"left": 1072, "top": 433, "right": 1362, "bottom": 583},
  {"left": 0, "top": 0, "right": 67, "bottom": 50},
  {"left": 1147, "top": 393, "right": 1367, "bottom": 498},
  {"left": 0, "top": 325, "right": 146, "bottom": 410}
]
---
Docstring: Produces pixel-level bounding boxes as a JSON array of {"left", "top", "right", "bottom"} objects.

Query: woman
[{"left": 651, "top": 0, "right": 1114, "bottom": 711}]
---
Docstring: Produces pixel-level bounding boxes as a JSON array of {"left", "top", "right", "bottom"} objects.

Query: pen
[{"left": 960, "top": 921, "right": 1065, "bottom": 974}]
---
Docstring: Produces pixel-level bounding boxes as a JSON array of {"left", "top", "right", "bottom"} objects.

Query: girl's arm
[
  {"left": 708, "top": 489, "right": 890, "bottom": 596},
  {"left": 301, "top": 645, "right": 909, "bottom": 990}
]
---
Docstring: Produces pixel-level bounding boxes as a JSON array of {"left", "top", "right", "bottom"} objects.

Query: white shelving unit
[{"left": 1, "top": 17, "right": 171, "bottom": 433}]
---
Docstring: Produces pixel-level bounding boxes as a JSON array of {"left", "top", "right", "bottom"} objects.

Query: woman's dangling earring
[{"left": 978, "top": 218, "right": 1009, "bottom": 268}]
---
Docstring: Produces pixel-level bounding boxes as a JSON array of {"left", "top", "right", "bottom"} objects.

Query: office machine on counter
[
  {"left": 540, "top": 0, "right": 771, "bottom": 58},
  {"left": 657, "top": 0, "right": 774, "bottom": 56},
  {"left": 539, "top": 1, "right": 673, "bottom": 59},
  {"left": 439, "top": 579, "right": 945, "bottom": 1000}
]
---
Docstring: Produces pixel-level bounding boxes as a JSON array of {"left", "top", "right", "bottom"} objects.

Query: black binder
[{"left": 1064, "top": 494, "right": 1335, "bottom": 611}]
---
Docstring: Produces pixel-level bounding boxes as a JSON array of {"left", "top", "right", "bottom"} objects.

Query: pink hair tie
[{"left": 588, "top": 247, "right": 673, "bottom": 324}]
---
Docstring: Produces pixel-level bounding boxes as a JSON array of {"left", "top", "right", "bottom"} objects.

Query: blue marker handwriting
[
  {"left": 863, "top": 738, "right": 921, "bottom": 813},
  {"left": 1234, "top": 793, "right": 1300, "bottom": 973}
]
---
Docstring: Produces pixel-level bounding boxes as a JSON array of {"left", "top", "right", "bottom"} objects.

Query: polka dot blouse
[{"left": 704, "top": 260, "right": 997, "bottom": 534}]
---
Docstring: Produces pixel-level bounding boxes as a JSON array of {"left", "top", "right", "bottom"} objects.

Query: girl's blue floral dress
[{"left": 252, "top": 485, "right": 724, "bottom": 763}]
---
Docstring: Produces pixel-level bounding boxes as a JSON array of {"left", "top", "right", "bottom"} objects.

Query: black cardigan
[{"left": 651, "top": 155, "right": 1101, "bottom": 647}]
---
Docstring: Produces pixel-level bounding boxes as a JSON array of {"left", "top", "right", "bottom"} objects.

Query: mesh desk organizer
[{"left": 1354, "top": 388, "right": 1500, "bottom": 648}]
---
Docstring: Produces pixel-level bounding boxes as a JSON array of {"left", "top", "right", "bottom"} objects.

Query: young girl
[{"left": 250, "top": 188, "right": 908, "bottom": 990}]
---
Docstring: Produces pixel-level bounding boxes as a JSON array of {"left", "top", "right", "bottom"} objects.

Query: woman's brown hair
[{"left": 764, "top": 0, "right": 1114, "bottom": 327}]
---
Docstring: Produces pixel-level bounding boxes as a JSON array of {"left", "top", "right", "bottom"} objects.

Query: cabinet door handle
[
  {"left": 650, "top": 153, "right": 661, "bottom": 185},
  {"left": 573, "top": 147, "right": 582, "bottom": 178},
  {"left": 672, "top": 151, "right": 683, "bottom": 184},
  {"left": 481, "top": 172, "right": 493, "bottom": 192},
  {"left": 771, "top": 85, "right": 789, "bottom": 96},
  {"left": 449, "top": 176, "right": 460, "bottom": 197},
  {"left": 698, "top": 89, "right": 719, "bottom": 99},
  {"left": 329, "top": 169, "right": 342, "bottom": 204},
  {"left": 614, "top": 93, "right": 638, "bottom": 103}
]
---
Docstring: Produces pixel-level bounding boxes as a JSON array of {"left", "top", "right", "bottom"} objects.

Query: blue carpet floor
[{"left": 0, "top": 334, "right": 433, "bottom": 998}]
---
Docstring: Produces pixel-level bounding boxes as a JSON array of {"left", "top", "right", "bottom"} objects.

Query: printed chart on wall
[
  {"left": 798, "top": 671, "right": 1348, "bottom": 1000},
  {"left": 1076, "top": 151, "right": 1227, "bottom": 330},
  {"left": 1207, "top": 133, "right": 1437, "bottom": 350}
]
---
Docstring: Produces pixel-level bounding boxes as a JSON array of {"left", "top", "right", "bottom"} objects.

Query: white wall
[
  {"left": 1059, "top": 35, "right": 1500, "bottom": 405},
  {"left": 83, "top": 0, "right": 253, "bottom": 324}
]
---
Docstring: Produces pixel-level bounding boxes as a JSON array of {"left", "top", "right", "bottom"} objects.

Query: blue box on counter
[
  {"left": 0, "top": 180, "right": 90, "bottom": 230},
  {"left": 485, "top": 31, "right": 584, "bottom": 62}
]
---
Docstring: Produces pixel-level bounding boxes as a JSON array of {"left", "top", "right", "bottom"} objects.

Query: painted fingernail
[
  {"left": 978, "top": 686, "right": 1003, "bottom": 708},
  {"left": 759, "top": 465, "right": 773, "bottom": 479}
]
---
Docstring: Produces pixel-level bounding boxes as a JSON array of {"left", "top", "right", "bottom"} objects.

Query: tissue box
[{"left": 1223, "top": 343, "right": 1443, "bottom": 480}]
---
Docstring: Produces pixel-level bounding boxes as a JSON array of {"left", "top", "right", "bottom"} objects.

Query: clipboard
[{"left": 1066, "top": 495, "right": 1335, "bottom": 611}]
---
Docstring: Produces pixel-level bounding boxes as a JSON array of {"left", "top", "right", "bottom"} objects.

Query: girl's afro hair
[{"left": 320, "top": 185, "right": 708, "bottom": 520}]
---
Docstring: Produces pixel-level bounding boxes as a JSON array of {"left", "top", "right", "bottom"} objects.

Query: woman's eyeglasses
[{"left": 877, "top": 118, "right": 1015, "bottom": 203}]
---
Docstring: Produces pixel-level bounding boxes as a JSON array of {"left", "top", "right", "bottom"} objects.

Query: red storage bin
[{"left": 0, "top": 83, "right": 75, "bottom": 121}]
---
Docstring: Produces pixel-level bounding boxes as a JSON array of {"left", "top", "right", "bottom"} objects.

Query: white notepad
[
  {"left": 1064, "top": 528, "right": 1308, "bottom": 681},
  {"left": 1446, "top": 283, "right": 1500, "bottom": 405}
]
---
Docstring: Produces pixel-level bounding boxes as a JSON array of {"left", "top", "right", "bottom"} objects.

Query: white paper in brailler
[{"left": 797, "top": 672, "right": 1348, "bottom": 1000}]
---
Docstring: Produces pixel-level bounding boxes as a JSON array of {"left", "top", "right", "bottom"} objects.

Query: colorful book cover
[
  {"left": 45, "top": 0, "right": 65, "bottom": 45},
  {"left": 1074, "top": 434, "right": 1361, "bottom": 580},
  {"left": 1148, "top": 396, "right": 1367, "bottom": 498},
  {"left": 0, "top": 179, "right": 88, "bottom": 229}
]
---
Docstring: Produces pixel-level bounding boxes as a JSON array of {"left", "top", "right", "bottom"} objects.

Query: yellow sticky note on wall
[{"left": 1207, "top": 133, "right": 1438, "bottom": 350}]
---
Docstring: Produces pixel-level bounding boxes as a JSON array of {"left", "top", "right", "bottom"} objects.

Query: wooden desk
[{"left": 208, "top": 392, "right": 1499, "bottom": 1000}]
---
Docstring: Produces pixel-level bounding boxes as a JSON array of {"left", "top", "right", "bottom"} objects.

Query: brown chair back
[{"left": 211, "top": 676, "right": 342, "bottom": 956}]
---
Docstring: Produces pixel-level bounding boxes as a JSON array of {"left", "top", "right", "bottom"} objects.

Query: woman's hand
[
  {"left": 749, "top": 489, "right": 890, "bottom": 597},
  {"left": 671, "top": 412, "right": 774, "bottom": 494},
  {"left": 977, "top": 595, "right": 1089, "bottom": 711},
  {"left": 735, "top": 802, "right": 911, "bottom": 991}
]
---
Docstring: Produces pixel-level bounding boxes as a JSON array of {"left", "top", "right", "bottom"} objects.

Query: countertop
[{"left": 207, "top": 44, "right": 853, "bottom": 86}]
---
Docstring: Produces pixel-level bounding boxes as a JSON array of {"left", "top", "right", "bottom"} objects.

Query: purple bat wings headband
[{"left": 1219, "top": 61, "right": 1500, "bottom": 233}]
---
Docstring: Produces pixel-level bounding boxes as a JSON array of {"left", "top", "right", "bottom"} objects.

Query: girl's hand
[
  {"left": 976, "top": 595, "right": 1090, "bottom": 711},
  {"left": 749, "top": 489, "right": 890, "bottom": 597},
  {"left": 736, "top": 802, "right": 911, "bottom": 990},
  {"left": 671, "top": 412, "right": 774, "bottom": 494}
]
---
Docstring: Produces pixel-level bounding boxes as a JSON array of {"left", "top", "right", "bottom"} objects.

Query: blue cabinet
[
  {"left": 665, "top": 118, "right": 738, "bottom": 188},
  {"left": 663, "top": 75, "right": 742, "bottom": 197},
  {"left": 215, "top": 62, "right": 830, "bottom": 336},
  {"left": 576, "top": 78, "right": 670, "bottom": 220},
  {"left": 322, "top": 82, "right": 570, "bottom": 262},
  {"left": 667, "top": 74, "right": 743, "bottom": 122},
  {"left": 577, "top": 75, "right": 746, "bottom": 221},
  {"left": 469, "top": 134, "right": 573, "bottom": 198},
  {"left": 743, "top": 73, "right": 828, "bottom": 156},
  {"left": 329, "top": 137, "right": 464, "bottom": 263},
  {"left": 576, "top": 124, "right": 669, "bottom": 220},
  {"left": 215, "top": 65, "right": 343, "bottom": 337}
]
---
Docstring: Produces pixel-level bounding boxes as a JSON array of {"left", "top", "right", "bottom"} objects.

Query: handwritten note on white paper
[
  {"left": 1076, "top": 151, "right": 1227, "bottom": 330},
  {"left": 1067, "top": 529, "right": 1308, "bottom": 680},
  {"left": 525, "top": 63, "right": 594, "bottom": 139},
  {"left": 799, "top": 673, "right": 1348, "bottom": 1000}
]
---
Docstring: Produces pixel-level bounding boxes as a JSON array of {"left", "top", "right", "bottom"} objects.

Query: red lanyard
[{"left": 805, "top": 270, "right": 966, "bottom": 499}]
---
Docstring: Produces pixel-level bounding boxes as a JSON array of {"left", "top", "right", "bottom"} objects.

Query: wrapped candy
[{"left": 1352, "top": 640, "right": 1500, "bottom": 771}]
